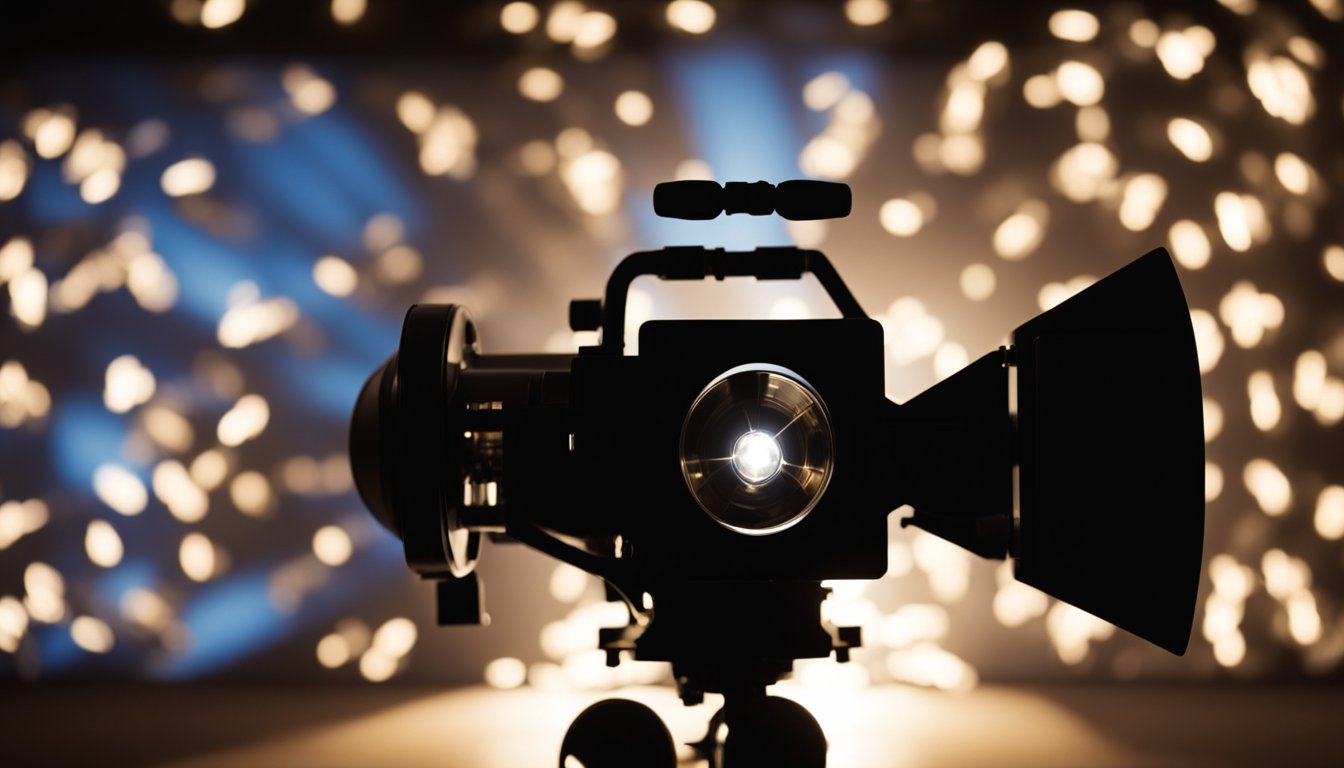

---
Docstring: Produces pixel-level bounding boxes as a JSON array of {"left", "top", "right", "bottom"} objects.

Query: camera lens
[
  {"left": 731, "top": 431, "right": 783, "bottom": 485},
  {"left": 680, "top": 364, "right": 834, "bottom": 535}
]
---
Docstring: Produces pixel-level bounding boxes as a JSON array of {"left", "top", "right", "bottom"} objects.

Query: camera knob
[{"left": 569, "top": 299, "right": 603, "bottom": 332}]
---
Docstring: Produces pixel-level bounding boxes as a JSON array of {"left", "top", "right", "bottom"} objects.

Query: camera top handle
[{"left": 569, "top": 246, "right": 868, "bottom": 353}]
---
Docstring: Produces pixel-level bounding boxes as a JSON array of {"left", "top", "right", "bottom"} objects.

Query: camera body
[{"left": 573, "top": 316, "right": 887, "bottom": 583}]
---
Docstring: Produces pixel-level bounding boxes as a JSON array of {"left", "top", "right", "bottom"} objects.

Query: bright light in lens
[{"left": 732, "top": 431, "right": 783, "bottom": 484}]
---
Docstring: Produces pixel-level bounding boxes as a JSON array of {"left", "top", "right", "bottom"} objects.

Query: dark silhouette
[{"left": 349, "top": 180, "right": 1204, "bottom": 767}]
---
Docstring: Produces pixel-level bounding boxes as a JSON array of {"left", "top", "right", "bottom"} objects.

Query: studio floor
[{"left": 4, "top": 682, "right": 1342, "bottom": 767}]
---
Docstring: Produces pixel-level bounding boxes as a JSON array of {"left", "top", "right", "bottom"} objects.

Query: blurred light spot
[
  {"left": 933, "top": 342, "right": 968, "bottom": 380},
  {"left": 485, "top": 657, "right": 528, "bottom": 689},
  {"left": 1213, "top": 630, "right": 1245, "bottom": 667},
  {"left": 555, "top": 127, "right": 592, "bottom": 158},
  {"left": 1286, "top": 35, "right": 1325, "bottom": 68},
  {"left": 80, "top": 168, "right": 120, "bottom": 204},
  {"left": 1169, "top": 220, "right": 1211, "bottom": 269},
  {"left": 104, "top": 355, "right": 156, "bottom": 414},
  {"left": 282, "top": 65, "right": 337, "bottom": 116},
  {"left": 161, "top": 157, "right": 216, "bottom": 197},
  {"left": 128, "top": 251, "right": 179, "bottom": 313},
  {"left": 1244, "top": 458, "right": 1291, "bottom": 516},
  {"left": 1218, "top": 281, "right": 1282, "bottom": 348},
  {"left": 882, "top": 298, "right": 944, "bottom": 366},
  {"left": 70, "top": 616, "right": 114, "bottom": 654},
  {"left": 180, "top": 532, "right": 217, "bottom": 582},
  {"left": 1248, "top": 370, "right": 1281, "bottom": 431},
  {"left": 27, "top": 107, "right": 76, "bottom": 159},
  {"left": 282, "top": 456, "right": 321, "bottom": 494},
  {"left": 218, "top": 394, "right": 269, "bottom": 447},
  {"left": 190, "top": 450, "right": 229, "bottom": 491},
  {"left": 155, "top": 460, "right": 209, "bottom": 522},
  {"left": 674, "top": 158, "right": 713, "bottom": 181},
  {"left": 396, "top": 92, "right": 435, "bottom": 134},
  {"left": 614, "top": 91, "right": 653, "bottom": 126},
  {"left": 0, "top": 595, "right": 29, "bottom": 652},
  {"left": 1189, "top": 309, "right": 1223, "bottom": 373},
  {"left": 1075, "top": 105, "right": 1109, "bottom": 141},
  {"left": 24, "top": 562, "right": 65, "bottom": 623},
  {"left": 317, "top": 632, "right": 350, "bottom": 668},
  {"left": 1118, "top": 174, "right": 1167, "bottom": 232},
  {"left": 1262, "top": 548, "right": 1310, "bottom": 601},
  {"left": 313, "top": 525, "right": 353, "bottom": 566},
  {"left": 1214, "top": 193, "right": 1259, "bottom": 252},
  {"left": 1287, "top": 592, "right": 1322, "bottom": 645},
  {"left": 666, "top": 0, "right": 716, "bottom": 34},
  {"left": 1311, "top": 0, "right": 1344, "bottom": 19},
  {"left": 0, "top": 140, "right": 27, "bottom": 201},
  {"left": 845, "top": 0, "right": 889, "bottom": 26},
  {"left": 879, "top": 603, "right": 949, "bottom": 647},
  {"left": 420, "top": 106, "right": 478, "bottom": 179},
  {"left": 966, "top": 41, "right": 1008, "bottom": 83},
  {"left": 993, "top": 562, "right": 1048, "bottom": 627},
  {"left": 517, "top": 140, "right": 557, "bottom": 177},
  {"left": 1217, "top": 0, "right": 1257, "bottom": 14},
  {"left": 501, "top": 2, "right": 539, "bottom": 34},
  {"left": 1273, "top": 152, "right": 1315, "bottom": 195},
  {"left": 1294, "top": 350, "right": 1327, "bottom": 410},
  {"left": 359, "top": 649, "right": 397, "bottom": 682},
  {"left": 0, "top": 237, "right": 33, "bottom": 284},
  {"left": 1205, "top": 462, "right": 1223, "bottom": 502},
  {"left": 94, "top": 464, "right": 148, "bottom": 516},
  {"left": 1023, "top": 74, "right": 1061, "bottom": 108},
  {"left": 217, "top": 296, "right": 299, "bottom": 348},
  {"left": 0, "top": 360, "right": 47, "bottom": 427},
  {"left": 1315, "top": 486, "right": 1344, "bottom": 540},
  {"left": 886, "top": 643, "right": 977, "bottom": 691},
  {"left": 372, "top": 617, "right": 417, "bottom": 658},
  {"left": 1326, "top": 245, "right": 1344, "bottom": 282},
  {"left": 1049, "top": 10, "right": 1099, "bottom": 42},
  {"left": 9, "top": 266, "right": 47, "bottom": 330},
  {"left": 786, "top": 219, "right": 827, "bottom": 249},
  {"left": 912, "top": 532, "right": 969, "bottom": 601},
  {"left": 1247, "top": 55, "right": 1314, "bottom": 124},
  {"left": 375, "top": 245, "right": 422, "bottom": 285},
  {"left": 313, "top": 255, "right": 358, "bottom": 297},
  {"left": 1046, "top": 602, "right": 1114, "bottom": 664},
  {"left": 937, "top": 133, "right": 983, "bottom": 176},
  {"left": 143, "top": 405, "right": 195, "bottom": 453},
  {"left": 0, "top": 498, "right": 48, "bottom": 550},
  {"left": 993, "top": 200, "right": 1048, "bottom": 260},
  {"left": 545, "top": 1, "right": 584, "bottom": 42},
  {"left": 561, "top": 149, "right": 623, "bottom": 216},
  {"left": 572, "top": 11, "right": 617, "bottom": 52},
  {"left": 1156, "top": 27, "right": 1214, "bottom": 80},
  {"left": 549, "top": 563, "right": 589, "bottom": 603},
  {"left": 1167, "top": 118, "right": 1212, "bottom": 162},
  {"left": 330, "top": 0, "right": 365, "bottom": 25},
  {"left": 1203, "top": 398, "right": 1223, "bottom": 443},
  {"left": 959, "top": 263, "right": 995, "bottom": 301},
  {"left": 803, "top": 72, "right": 849, "bottom": 111},
  {"left": 1051, "top": 142, "right": 1116, "bottom": 202},
  {"left": 121, "top": 588, "right": 171, "bottom": 630},
  {"left": 85, "top": 519, "right": 124, "bottom": 568},
  {"left": 200, "top": 0, "right": 245, "bottom": 29},
  {"left": 1038, "top": 275, "right": 1095, "bottom": 311},
  {"left": 879, "top": 198, "right": 923, "bottom": 237},
  {"left": 230, "top": 470, "right": 272, "bottom": 517},
  {"left": 518, "top": 67, "right": 563, "bottom": 102},
  {"left": 1055, "top": 61, "right": 1104, "bottom": 106},
  {"left": 941, "top": 81, "right": 985, "bottom": 133}
]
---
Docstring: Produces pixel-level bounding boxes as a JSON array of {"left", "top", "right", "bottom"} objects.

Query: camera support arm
[{"left": 570, "top": 246, "right": 867, "bottom": 353}]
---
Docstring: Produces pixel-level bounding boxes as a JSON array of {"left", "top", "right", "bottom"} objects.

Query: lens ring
[{"left": 680, "top": 363, "right": 834, "bottom": 536}]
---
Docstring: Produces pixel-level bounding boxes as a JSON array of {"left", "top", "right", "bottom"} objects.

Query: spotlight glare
[{"left": 732, "top": 431, "right": 783, "bottom": 485}]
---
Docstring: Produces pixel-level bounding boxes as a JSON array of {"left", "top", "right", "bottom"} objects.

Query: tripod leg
[{"left": 558, "top": 698, "right": 677, "bottom": 768}]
